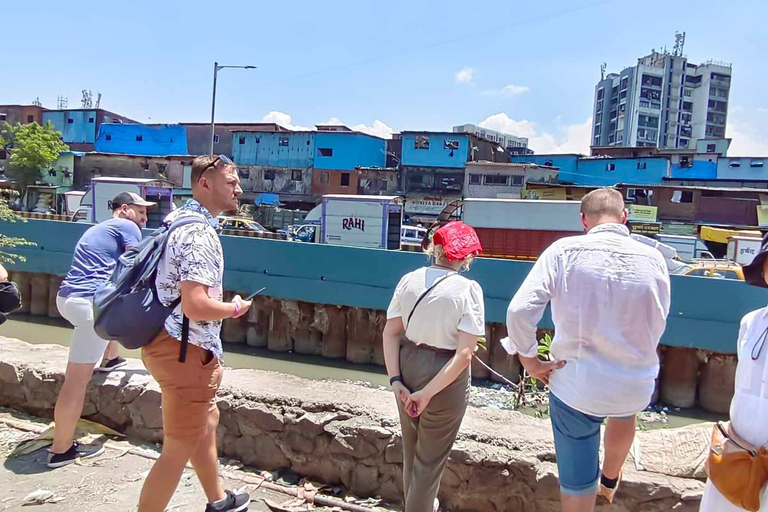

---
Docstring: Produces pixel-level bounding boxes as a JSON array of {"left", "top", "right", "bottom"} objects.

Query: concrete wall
[
  {"left": 95, "top": 124, "right": 188, "bottom": 156},
  {"left": 401, "top": 133, "right": 468, "bottom": 169},
  {"left": 0, "top": 105, "right": 45, "bottom": 126},
  {"left": 242, "top": 165, "right": 312, "bottom": 196},
  {"left": 3, "top": 217, "right": 766, "bottom": 354},
  {"left": 402, "top": 166, "right": 464, "bottom": 195},
  {"left": 233, "top": 132, "right": 315, "bottom": 168},
  {"left": 75, "top": 153, "right": 193, "bottom": 189},
  {"left": 511, "top": 154, "right": 580, "bottom": 178},
  {"left": 183, "top": 123, "right": 290, "bottom": 157},
  {"left": 314, "top": 133, "right": 386, "bottom": 171},
  {"left": 671, "top": 159, "right": 718, "bottom": 180}
]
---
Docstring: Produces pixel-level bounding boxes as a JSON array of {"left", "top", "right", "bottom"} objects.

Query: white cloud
[
  {"left": 317, "top": 116, "right": 397, "bottom": 139},
  {"left": 758, "top": 107, "right": 768, "bottom": 114},
  {"left": 455, "top": 67, "right": 475, "bottom": 84},
  {"left": 481, "top": 84, "right": 531, "bottom": 97},
  {"left": 479, "top": 113, "right": 592, "bottom": 154},
  {"left": 261, "top": 111, "right": 311, "bottom": 131},
  {"left": 726, "top": 122, "right": 768, "bottom": 156}
]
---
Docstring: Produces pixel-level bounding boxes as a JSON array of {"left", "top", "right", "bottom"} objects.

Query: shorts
[
  {"left": 549, "top": 392, "right": 635, "bottom": 497},
  {"left": 56, "top": 294, "right": 110, "bottom": 365},
  {"left": 141, "top": 330, "right": 223, "bottom": 442}
]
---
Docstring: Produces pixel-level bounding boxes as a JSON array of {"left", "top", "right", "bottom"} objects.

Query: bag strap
[
  {"left": 405, "top": 272, "right": 457, "bottom": 331},
  {"left": 163, "top": 214, "right": 208, "bottom": 364}
]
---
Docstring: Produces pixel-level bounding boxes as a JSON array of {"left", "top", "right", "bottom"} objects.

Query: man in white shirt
[{"left": 505, "top": 188, "right": 670, "bottom": 511}]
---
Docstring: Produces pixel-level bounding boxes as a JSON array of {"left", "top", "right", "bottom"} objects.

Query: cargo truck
[
  {"left": 462, "top": 198, "right": 583, "bottom": 260},
  {"left": 290, "top": 195, "right": 403, "bottom": 250},
  {"left": 70, "top": 177, "right": 174, "bottom": 227}
]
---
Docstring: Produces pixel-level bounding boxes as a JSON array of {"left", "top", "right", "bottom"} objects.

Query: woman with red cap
[{"left": 383, "top": 221, "right": 486, "bottom": 512}]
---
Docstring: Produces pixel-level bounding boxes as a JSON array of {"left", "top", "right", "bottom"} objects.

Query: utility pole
[{"left": 209, "top": 62, "right": 257, "bottom": 154}]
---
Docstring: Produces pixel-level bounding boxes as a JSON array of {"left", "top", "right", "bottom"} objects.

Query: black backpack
[{"left": 92, "top": 215, "right": 205, "bottom": 361}]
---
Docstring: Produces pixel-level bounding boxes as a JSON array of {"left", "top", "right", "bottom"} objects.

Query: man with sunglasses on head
[{"left": 138, "top": 155, "right": 252, "bottom": 512}]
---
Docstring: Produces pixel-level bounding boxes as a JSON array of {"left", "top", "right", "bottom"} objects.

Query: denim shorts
[{"left": 549, "top": 392, "right": 634, "bottom": 497}]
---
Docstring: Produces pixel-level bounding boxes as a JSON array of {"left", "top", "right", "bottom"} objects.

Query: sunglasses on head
[{"left": 199, "top": 154, "right": 235, "bottom": 179}]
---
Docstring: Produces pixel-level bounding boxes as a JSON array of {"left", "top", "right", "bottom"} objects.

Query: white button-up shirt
[{"left": 504, "top": 223, "right": 671, "bottom": 417}]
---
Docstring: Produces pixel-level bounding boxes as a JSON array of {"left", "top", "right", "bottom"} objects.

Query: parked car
[
  {"left": 401, "top": 225, "right": 427, "bottom": 247},
  {"left": 218, "top": 216, "right": 268, "bottom": 232},
  {"left": 684, "top": 260, "right": 744, "bottom": 280}
]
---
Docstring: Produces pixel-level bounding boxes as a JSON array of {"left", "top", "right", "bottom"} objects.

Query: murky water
[
  {"left": 0, "top": 316, "right": 390, "bottom": 386},
  {"left": 0, "top": 316, "right": 725, "bottom": 429}
]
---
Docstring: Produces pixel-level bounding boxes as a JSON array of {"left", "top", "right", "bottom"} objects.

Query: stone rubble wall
[
  {"left": 0, "top": 338, "right": 706, "bottom": 511},
  {"left": 9, "top": 271, "right": 738, "bottom": 414}
]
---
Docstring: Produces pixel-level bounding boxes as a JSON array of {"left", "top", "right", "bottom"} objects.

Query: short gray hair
[{"left": 580, "top": 188, "right": 624, "bottom": 219}]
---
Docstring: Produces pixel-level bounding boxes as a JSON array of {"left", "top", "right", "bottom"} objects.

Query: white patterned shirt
[{"left": 155, "top": 199, "right": 225, "bottom": 360}]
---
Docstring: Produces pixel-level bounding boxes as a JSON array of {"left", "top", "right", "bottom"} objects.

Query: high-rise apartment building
[{"left": 592, "top": 43, "right": 732, "bottom": 150}]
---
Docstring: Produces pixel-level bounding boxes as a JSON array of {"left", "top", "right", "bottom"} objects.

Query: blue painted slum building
[{"left": 95, "top": 124, "right": 188, "bottom": 156}]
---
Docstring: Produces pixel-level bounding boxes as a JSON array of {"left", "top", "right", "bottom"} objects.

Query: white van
[{"left": 401, "top": 225, "right": 427, "bottom": 247}]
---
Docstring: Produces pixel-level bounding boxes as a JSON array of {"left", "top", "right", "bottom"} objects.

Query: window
[
  {"left": 136, "top": 135, "right": 143, "bottom": 142},
  {"left": 682, "top": 101, "right": 693, "bottom": 112},
  {"left": 683, "top": 89, "right": 692, "bottom": 97},
  {"left": 678, "top": 139, "right": 689, "bottom": 148},
  {"left": 672, "top": 190, "right": 694, "bottom": 203},
  {"left": 620, "top": 77, "right": 628, "bottom": 90},
  {"left": 484, "top": 175, "right": 508, "bottom": 185},
  {"left": 443, "top": 139, "right": 460, "bottom": 151},
  {"left": 238, "top": 137, "right": 245, "bottom": 145},
  {"left": 436, "top": 174, "right": 463, "bottom": 190},
  {"left": 637, "top": 161, "right": 647, "bottom": 170},
  {"left": 105, "top": 134, "right": 112, "bottom": 141},
  {"left": 380, "top": 179, "right": 388, "bottom": 191},
  {"left": 0, "top": 150, "right": 6, "bottom": 160},
  {"left": 707, "top": 144, "right": 717, "bottom": 153},
  {"left": 213, "top": 134, "right": 220, "bottom": 143},
  {"left": 718, "top": 88, "right": 728, "bottom": 98},
  {"left": 469, "top": 174, "right": 481, "bottom": 185},
  {"left": 67, "top": 118, "right": 74, "bottom": 124},
  {"left": 319, "top": 172, "right": 329, "bottom": 184},
  {"left": 291, "top": 170, "right": 302, "bottom": 181},
  {"left": 279, "top": 137, "right": 289, "bottom": 147},
  {"left": 88, "top": 117, "right": 95, "bottom": 124},
  {"left": 597, "top": 88, "right": 604, "bottom": 100},
  {"left": 340, "top": 173, "right": 350, "bottom": 187},
  {"left": 729, "top": 160, "right": 741, "bottom": 168},
  {"left": 264, "top": 169, "right": 276, "bottom": 180},
  {"left": 255, "top": 137, "right": 261, "bottom": 143},
  {"left": 606, "top": 163, "right": 616, "bottom": 171},
  {"left": 511, "top": 175, "right": 524, "bottom": 186},
  {"left": 27, "top": 115, "right": 34, "bottom": 123},
  {"left": 415, "top": 136, "right": 429, "bottom": 149},
  {"left": 0, "top": 114, "right": 5, "bottom": 121},
  {"left": 751, "top": 160, "right": 765, "bottom": 168},
  {"left": 318, "top": 148, "right": 333, "bottom": 157}
]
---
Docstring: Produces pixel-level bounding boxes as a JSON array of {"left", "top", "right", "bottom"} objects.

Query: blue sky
[{"left": 3, "top": 0, "right": 767, "bottom": 155}]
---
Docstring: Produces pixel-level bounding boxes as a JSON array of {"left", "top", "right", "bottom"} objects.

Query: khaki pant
[{"left": 397, "top": 339, "right": 469, "bottom": 512}]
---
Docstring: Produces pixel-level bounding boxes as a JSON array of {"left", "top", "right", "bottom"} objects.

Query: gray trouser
[{"left": 397, "top": 339, "right": 470, "bottom": 512}]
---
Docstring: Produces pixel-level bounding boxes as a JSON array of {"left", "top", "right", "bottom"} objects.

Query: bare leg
[
  {"left": 189, "top": 408, "right": 226, "bottom": 503},
  {"left": 602, "top": 416, "right": 636, "bottom": 479},
  {"left": 138, "top": 437, "right": 195, "bottom": 512},
  {"left": 561, "top": 492, "right": 597, "bottom": 512},
  {"left": 103, "top": 340, "right": 119, "bottom": 361},
  {"left": 51, "top": 362, "right": 95, "bottom": 453}
]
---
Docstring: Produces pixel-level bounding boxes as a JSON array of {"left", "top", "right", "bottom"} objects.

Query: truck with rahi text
[{"left": 290, "top": 194, "right": 403, "bottom": 250}]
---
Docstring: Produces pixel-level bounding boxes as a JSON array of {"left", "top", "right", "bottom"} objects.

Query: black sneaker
[
  {"left": 47, "top": 442, "right": 105, "bottom": 468},
  {"left": 204, "top": 490, "right": 250, "bottom": 512},
  {"left": 95, "top": 356, "right": 127, "bottom": 372}
]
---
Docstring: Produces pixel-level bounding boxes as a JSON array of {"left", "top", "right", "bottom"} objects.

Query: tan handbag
[{"left": 706, "top": 421, "right": 768, "bottom": 511}]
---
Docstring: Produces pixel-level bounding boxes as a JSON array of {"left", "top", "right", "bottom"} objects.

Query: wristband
[
  {"left": 232, "top": 301, "right": 240, "bottom": 318},
  {"left": 389, "top": 375, "right": 403, "bottom": 386}
]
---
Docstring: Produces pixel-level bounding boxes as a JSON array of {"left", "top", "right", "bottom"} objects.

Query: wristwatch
[{"left": 389, "top": 375, "right": 403, "bottom": 386}]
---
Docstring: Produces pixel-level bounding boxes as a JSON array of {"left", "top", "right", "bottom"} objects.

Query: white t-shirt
[{"left": 387, "top": 266, "right": 486, "bottom": 350}]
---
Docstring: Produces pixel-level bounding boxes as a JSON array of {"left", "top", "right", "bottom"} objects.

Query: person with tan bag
[{"left": 701, "top": 232, "right": 768, "bottom": 512}]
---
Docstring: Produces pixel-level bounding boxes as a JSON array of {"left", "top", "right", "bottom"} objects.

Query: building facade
[
  {"left": 42, "top": 108, "right": 135, "bottom": 151},
  {"left": 510, "top": 153, "right": 669, "bottom": 186},
  {"left": 180, "top": 122, "right": 290, "bottom": 157},
  {"left": 592, "top": 51, "right": 732, "bottom": 151},
  {"left": 453, "top": 123, "right": 529, "bottom": 150},
  {"left": 95, "top": 124, "right": 188, "bottom": 156},
  {"left": 464, "top": 162, "right": 558, "bottom": 199}
]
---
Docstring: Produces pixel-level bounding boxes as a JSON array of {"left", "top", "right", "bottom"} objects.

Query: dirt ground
[{"left": 0, "top": 409, "right": 396, "bottom": 512}]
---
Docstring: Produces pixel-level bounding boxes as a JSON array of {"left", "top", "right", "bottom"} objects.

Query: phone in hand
[{"left": 244, "top": 287, "right": 266, "bottom": 301}]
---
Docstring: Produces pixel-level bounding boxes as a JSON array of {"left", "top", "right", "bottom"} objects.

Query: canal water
[
  {"left": 0, "top": 316, "right": 390, "bottom": 386},
  {"left": 0, "top": 316, "right": 724, "bottom": 429}
]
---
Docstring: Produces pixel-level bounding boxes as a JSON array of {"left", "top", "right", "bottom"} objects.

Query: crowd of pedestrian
[{"left": 4, "top": 158, "right": 766, "bottom": 511}]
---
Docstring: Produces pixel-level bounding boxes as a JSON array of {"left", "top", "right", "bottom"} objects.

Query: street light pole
[{"left": 209, "top": 62, "right": 257, "bottom": 155}]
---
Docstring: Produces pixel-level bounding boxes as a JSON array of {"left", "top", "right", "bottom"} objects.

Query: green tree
[
  {"left": 0, "top": 194, "right": 34, "bottom": 264},
  {"left": 0, "top": 121, "right": 69, "bottom": 194}
]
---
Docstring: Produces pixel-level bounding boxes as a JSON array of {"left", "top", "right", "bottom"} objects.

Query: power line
[{"left": 266, "top": 0, "right": 616, "bottom": 86}]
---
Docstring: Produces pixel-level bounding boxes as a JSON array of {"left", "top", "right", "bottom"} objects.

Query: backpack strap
[
  {"left": 162, "top": 214, "right": 209, "bottom": 363},
  {"left": 405, "top": 272, "right": 457, "bottom": 334}
]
